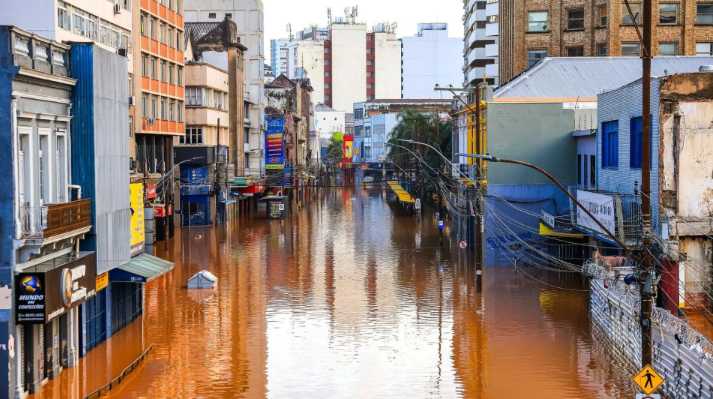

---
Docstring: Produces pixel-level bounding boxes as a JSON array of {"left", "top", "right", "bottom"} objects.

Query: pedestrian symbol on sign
[{"left": 632, "top": 365, "right": 664, "bottom": 395}]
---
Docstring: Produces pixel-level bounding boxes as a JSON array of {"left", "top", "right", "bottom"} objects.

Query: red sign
[
  {"left": 146, "top": 184, "right": 157, "bottom": 199},
  {"left": 360, "top": 164, "right": 369, "bottom": 171},
  {"left": 459, "top": 241, "right": 468, "bottom": 250},
  {"left": 154, "top": 205, "right": 166, "bottom": 218},
  {"left": 343, "top": 135, "right": 354, "bottom": 163}
]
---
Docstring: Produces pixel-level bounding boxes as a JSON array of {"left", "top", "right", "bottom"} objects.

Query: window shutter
[{"left": 18, "top": 150, "right": 25, "bottom": 205}]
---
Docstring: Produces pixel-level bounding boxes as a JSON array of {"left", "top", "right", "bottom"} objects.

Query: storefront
[{"left": 16, "top": 252, "right": 96, "bottom": 394}]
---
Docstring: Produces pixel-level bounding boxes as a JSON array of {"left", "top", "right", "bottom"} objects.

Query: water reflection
[{"left": 31, "top": 188, "right": 634, "bottom": 398}]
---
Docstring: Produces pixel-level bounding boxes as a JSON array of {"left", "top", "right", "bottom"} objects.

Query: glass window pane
[
  {"left": 660, "top": 4, "right": 677, "bottom": 24},
  {"left": 697, "top": 4, "right": 713, "bottom": 23},
  {"left": 696, "top": 43, "right": 713, "bottom": 55},
  {"left": 622, "top": 3, "right": 641, "bottom": 24},
  {"left": 659, "top": 43, "right": 677, "bottom": 56},
  {"left": 528, "top": 12, "right": 548, "bottom": 31}
]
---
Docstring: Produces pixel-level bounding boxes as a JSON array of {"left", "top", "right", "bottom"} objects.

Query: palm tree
[{"left": 324, "top": 132, "right": 344, "bottom": 165}]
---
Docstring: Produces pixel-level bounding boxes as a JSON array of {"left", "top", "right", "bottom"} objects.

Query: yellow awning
[
  {"left": 539, "top": 223, "right": 584, "bottom": 238},
  {"left": 386, "top": 181, "right": 416, "bottom": 204}
]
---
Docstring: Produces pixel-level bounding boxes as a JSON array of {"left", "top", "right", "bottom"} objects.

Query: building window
[
  {"left": 159, "top": 22, "right": 165, "bottom": 44},
  {"left": 598, "top": 45, "right": 607, "bottom": 56},
  {"left": 367, "top": 36, "right": 373, "bottom": 41},
  {"left": 161, "top": 98, "right": 166, "bottom": 120},
  {"left": 567, "top": 10, "right": 584, "bottom": 30},
  {"left": 659, "top": 42, "right": 678, "bottom": 55},
  {"left": 245, "top": 153, "right": 250, "bottom": 169},
  {"left": 177, "top": 66, "right": 183, "bottom": 86},
  {"left": 182, "top": 127, "right": 203, "bottom": 144},
  {"left": 177, "top": 101, "right": 183, "bottom": 122},
  {"left": 367, "top": 95, "right": 374, "bottom": 101},
  {"left": 660, "top": 4, "right": 678, "bottom": 24},
  {"left": 325, "top": 83, "right": 330, "bottom": 89},
  {"left": 208, "top": 12, "right": 217, "bottom": 19},
  {"left": 151, "top": 96, "right": 157, "bottom": 119},
  {"left": 366, "top": 48, "right": 373, "bottom": 54},
  {"left": 599, "top": 5, "right": 607, "bottom": 26},
  {"left": 324, "top": 47, "right": 330, "bottom": 53},
  {"left": 567, "top": 46, "right": 584, "bottom": 56},
  {"left": 366, "top": 72, "right": 372, "bottom": 77},
  {"left": 176, "top": 31, "right": 183, "bottom": 51},
  {"left": 629, "top": 116, "right": 652, "bottom": 168},
  {"left": 160, "top": 60, "right": 166, "bottom": 82},
  {"left": 622, "top": 43, "right": 641, "bottom": 56},
  {"left": 325, "top": 95, "right": 330, "bottom": 101},
  {"left": 169, "top": 100, "right": 175, "bottom": 121},
  {"left": 476, "top": 1, "right": 486, "bottom": 9},
  {"left": 622, "top": 3, "right": 641, "bottom": 24},
  {"left": 141, "top": 54, "right": 148, "bottom": 77},
  {"left": 141, "top": 94, "right": 148, "bottom": 117},
  {"left": 354, "top": 109, "right": 363, "bottom": 119},
  {"left": 366, "top": 60, "right": 373, "bottom": 65},
  {"left": 140, "top": 14, "right": 147, "bottom": 36},
  {"left": 697, "top": 42, "right": 713, "bottom": 55},
  {"left": 150, "top": 18, "right": 156, "bottom": 40},
  {"left": 168, "top": 27, "right": 174, "bottom": 47},
  {"left": 528, "top": 50, "right": 547, "bottom": 67},
  {"left": 169, "top": 64, "right": 175, "bottom": 84},
  {"left": 601, "top": 121, "right": 619, "bottom": 169},
  {"left": 476, "top": 21, "right": 487, "bottom": 29},
  {"left": 150, "top": 57, "right": 157, "bottom": 79},
  {"left": 325, "top": 71, "right": 330, "bottom": 77},
  {"left": 528, "top": 12, "right": 548, "bottom": 32},
  {"left": 325, "top": 60, "right": 330, "bottom": 65},
  {"left": 590, "top": 155, "right": 596, "bottom": 187},
  {"left": 577, "top": 154, "right": 582, "bottom": 184},
  {"left": 697, "top": 4, "right": 713, "bottom": 23},
  {"left": 367, "top": 83, "right": 373, "bottom": 89},
  {"left": 244, "top": 128, "right": 250, "bottom": 144},
  {"left": 186, "top": 87, "right": 206, "bottom": 106}
]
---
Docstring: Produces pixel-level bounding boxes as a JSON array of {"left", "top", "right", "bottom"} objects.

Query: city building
[
  {"left": 286, "top": 40, "right": 325, "bottom": 104},
  {"left": 314, "top": 103, "right": 346, "bottom": 162},
  {"left": 401, "top": 23, "right": 463, "bottom": 99},
  {"left": 595, "top": 71, "right": 713, "bottom": 313},
  {"left": 463, "top": 0, "right": 498, "bottom": 87},
  {"left": 184, "top": 0, "right": 266, "bottom": 179},
  {"left": 499, "top": 0, "right": 713, "bottom": 84},
  {"left": 368, "top": 24, "right": 401, "bottom": 101},
  {"left": 265, "top": 63, "right": 275, "bottom": 84},
  {"left": 296, "top": 26, "right": 329, "bottom": 41},
  {"left": 270, "top": 38, "right": 290, "bottom": 77},
  {"left": 325, "top": 21, "right": 367, "bottom": 111},
  {"left": 265, "top": 75, "right": 313, "bottom": 168},
  {"left": 130, "top": 0, "right": 186, "bottom": 242}
]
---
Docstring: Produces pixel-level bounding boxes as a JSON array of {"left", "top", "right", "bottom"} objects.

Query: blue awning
[{"left": 109, "top": 253, "right": 174, "bottom": 283}]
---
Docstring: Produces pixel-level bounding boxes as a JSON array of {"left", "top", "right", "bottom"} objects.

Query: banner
[
  {"left": 343, "top": 135, "right": 354, "bottom": 163},
  {"left": 130, "top": 183, "right": 145, "bottom": 257},
  {"left": 266, "top": 114, "right": 285, "bottom": 170},
  {"left": 576, "top": 190, "right": 616, "bottom": 236},
  {"left": 284, "top": 166, "right": 293, "bottom": 188}
]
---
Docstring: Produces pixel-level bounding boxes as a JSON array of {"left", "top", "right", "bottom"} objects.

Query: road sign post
[{"left": 633, "top": 365, "right": 664, "bottom": 395}]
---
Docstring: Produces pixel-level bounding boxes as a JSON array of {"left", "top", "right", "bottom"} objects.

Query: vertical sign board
[
  {"left": 343, "top": 135, "right": 354, "bottom": 163},
  {"left": 266, "top": 114, "right": 285, "bottom": 170},
  {"left": 180, "top": 166, "right": 208, "bottom": 185},
  {"left": 284, "top": 166, "right": 293, "bottom": 188},
  {"left": 576, "top": 190, "right": 616, "bottom": 236},
  {"left": 130, "top": 183, "right": 145, "bottom": 257}
]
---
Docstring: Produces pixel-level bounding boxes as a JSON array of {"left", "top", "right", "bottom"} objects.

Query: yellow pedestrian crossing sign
[{"left": 633, "top": 365, "right": 664, "bottom": 395}]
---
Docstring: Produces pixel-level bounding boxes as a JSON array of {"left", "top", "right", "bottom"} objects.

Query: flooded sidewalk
[{"left": 31, "top": 188, "right": 633, "bottom": 398}]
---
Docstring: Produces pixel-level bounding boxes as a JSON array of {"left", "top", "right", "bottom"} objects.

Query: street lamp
[{"left": 456, "top": 152, "right": 631, "bottom": 253}]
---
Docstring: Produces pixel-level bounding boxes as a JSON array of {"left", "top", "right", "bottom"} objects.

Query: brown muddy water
[{"left": 31, "top": 188, "right": 636, "bottom": 399}]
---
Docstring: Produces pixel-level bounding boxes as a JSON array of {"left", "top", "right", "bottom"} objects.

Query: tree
[
  {"left": 387, "top": 109, "right": 452, "bottom": 176},
  {"left": 324, "top": 132, "right": 344, "bottom": 165}
]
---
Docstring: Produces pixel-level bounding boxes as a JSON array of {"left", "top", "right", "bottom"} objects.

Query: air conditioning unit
[
  {"left": 146, "top": 118, "right": 155, "bottom": 126},
  {"left": 128, "top": 96, "right": 136, "bottom": 106},
  {"left": 114, "top": 3, "right": 121, "bottom": 14},
  {"left": 117, "top": 47, "right": 127, "bottom": 57}
]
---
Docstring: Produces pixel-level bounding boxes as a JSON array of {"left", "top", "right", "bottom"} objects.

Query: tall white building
[
  {"left": 371, "top": 25, "right": 401, "bottom": 101},
  {"left": 463, "top": 0, "right": 498, "bottom": 87},
  {"left": 184, "top": 0, "right": 266, "bottom": 176},
  {"left": 326, "top": 22, "right": 366, "bottom": 112},
  {"left": 270, "top": 38, "right": 290, "bottom": 77},
  {"left": 286, "top": 40, "right": 325, "bottom": 104},
  {"left": 401, "top": 23, "right": 463, "bottom": 99}
]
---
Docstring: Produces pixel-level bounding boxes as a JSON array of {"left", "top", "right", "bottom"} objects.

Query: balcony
[
  {"left": 10, "top": 27, "right": 70, "bottom": 79},
  {"left": 485, "top": 43, "right": 499, "bottom": 57},
  {"left": 486, "top": 22, "right": 499, "bottom": 37},
  {"left": 20, "top": 199, "right": 92, "bottom": 241},
  {"left": 486, "top": 2, "right": 499, "bottom": 17},
  {"left": 485, "top": 63, "right": 499, "bottom": 78}
]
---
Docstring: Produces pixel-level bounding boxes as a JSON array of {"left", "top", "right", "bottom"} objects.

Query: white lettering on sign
[
  {"left": 576, "top": 190, "right": 616, "bottom": 236},
  {"left": 541, "top": 210, "right": 556, "bottom": 228},
  {"left": 70, "top": 265, "right": 86, "bottom": 281}
]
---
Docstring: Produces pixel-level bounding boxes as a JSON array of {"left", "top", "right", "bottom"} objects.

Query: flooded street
[{"left": 32, "top": 188, "right": 635, "bottom": 399}]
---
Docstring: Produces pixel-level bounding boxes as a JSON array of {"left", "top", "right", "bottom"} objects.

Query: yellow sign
[
  {"left": 633, "top": 365, "right": 664, "bottom": 395},
  {"left": 353, "top": 148, "right": 360, "bottom": 155},
  {"left": 96, "top": 272, "right": 109, "bottom": 291},
  {"left": 130, "top": 183, "right": 145, "bottom": 256},
  {"left": 344, "top": 140, "right": 353, "bottom": 158}
]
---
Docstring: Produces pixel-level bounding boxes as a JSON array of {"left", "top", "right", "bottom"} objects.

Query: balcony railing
[{"left": 20, "top": 199, "right": 92, "bottom": 240}]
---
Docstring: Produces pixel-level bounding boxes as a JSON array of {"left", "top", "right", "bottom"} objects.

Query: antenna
[
  {"left": 286, "top": 23, "right": 293, "bottom": 41},
  {"left": 327, "top": 7, "right": 332, "bottom": 28}
]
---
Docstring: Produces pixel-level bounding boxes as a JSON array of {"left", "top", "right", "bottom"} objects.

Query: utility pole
[
  {"left": 640, "top": 0, "right": 654, "bottom": 369},
  {"left": 474, "top": 85, "right": 483, "bottom": 294}
]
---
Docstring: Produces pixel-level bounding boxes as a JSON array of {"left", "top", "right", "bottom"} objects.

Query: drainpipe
[{"left": 67, "top": 184, "right": 81, "bottom": 199}]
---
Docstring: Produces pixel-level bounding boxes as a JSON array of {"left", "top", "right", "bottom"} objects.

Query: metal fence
[{"left": 585, "top": 261, "right": 713, "bottom": 399}]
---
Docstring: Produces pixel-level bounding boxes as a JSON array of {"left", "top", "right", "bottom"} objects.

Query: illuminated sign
[
  {"left": 266, "top": 115, "right": 285, "bottom": 170},
  {"left": 130, "top": 183, "right": 145, "bottom": 257}
]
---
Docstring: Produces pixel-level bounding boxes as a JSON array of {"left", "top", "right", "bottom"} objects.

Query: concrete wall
[
  {"left": 402, "top": 26, "right": 463, "bottom": 99},
  {"left": 486, "top": 102, "right": 577, "bottom": 185},
  {"left": 331, "top": 24, "right": 366, "bottom": 112},
  {"left": 373, "top": 32, "right": 401, "bottom": 100},
  {"left": 288, "top": 41, "right": 325, "bottom": 105},
  {"left": 315, "top": 110, "right": 346, "bottom": 138}
]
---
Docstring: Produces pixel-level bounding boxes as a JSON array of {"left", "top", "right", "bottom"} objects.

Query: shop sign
[
  {"left": 17, "top": 252, "right": 97, "bottom": 324},
  {"left": 96, "top": 272, "right": 109, "bottom": 292},
  {"left": 154, "top": 205, "right": 166, "bottom": 218},
  {"left": 576, "top": 190, "right": 616, "bottom": 236},
  {"left": 284, "top": 166, "right": 293, "bottom": 188},
  {"left": 130, "top": 183, "right": 146, "bottom": 257},
  {"left": 266, "top": 114, "right": 285, "bottom": 170},
  {"left": 541, "top": 209, "right": 556, "bottom": 228},
  {"left": 146, "top": 184, "right": 157, "bottom": 199},
  {"left": 343, "top": 135, "right": 354, "bottom": 163},
  {"left": 360, "top": 164, "right": 369, "bottom": 171}
]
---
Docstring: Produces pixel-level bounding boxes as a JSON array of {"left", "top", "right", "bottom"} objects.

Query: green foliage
[
  {"left": 387, "top": 108, "right": 453, "bottom": 171},
  {"left": 325, "top": 132, "right": 344, "bottom": 164}
]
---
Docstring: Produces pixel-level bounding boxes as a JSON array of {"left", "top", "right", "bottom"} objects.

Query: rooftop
[{"left": 494, "top": 57, "right": 713, "bottom": 100}]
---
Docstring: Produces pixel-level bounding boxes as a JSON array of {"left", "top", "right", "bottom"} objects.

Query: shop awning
[
  {"left": 539, "top": 223, "right": 584, "bottom": 238},
  {"left": 109, "top": 253, "right": 174, "bottom": 283},
  {"left": 386, "top": 181, "right": 416, "bottom": 204}
]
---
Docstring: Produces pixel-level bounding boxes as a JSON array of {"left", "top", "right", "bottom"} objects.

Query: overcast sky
[{"left": 263, "top": 0, "right": 464, "bottom": 52}]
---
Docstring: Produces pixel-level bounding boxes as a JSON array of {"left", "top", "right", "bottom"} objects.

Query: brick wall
[{"left": 500, "top": 0, "right": 713, "bottom": 84}]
